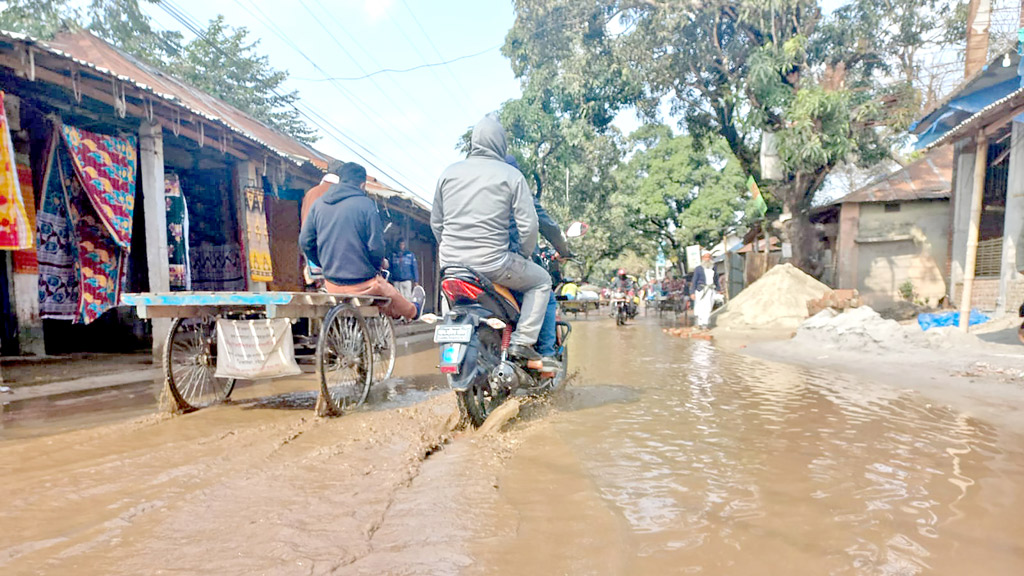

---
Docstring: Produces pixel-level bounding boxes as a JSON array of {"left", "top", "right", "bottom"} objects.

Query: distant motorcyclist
[{"left": 612, "top": 269, "right": 639, "bottom": 317}]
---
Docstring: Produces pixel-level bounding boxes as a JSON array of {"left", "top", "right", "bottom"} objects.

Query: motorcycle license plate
[{"left": 434, "top": 324, "right": 473, "bottom": 343}]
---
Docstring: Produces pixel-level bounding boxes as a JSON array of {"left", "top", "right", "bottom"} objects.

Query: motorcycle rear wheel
[{"left": 456, "top": 378, "right": 509, "bottom": 428}]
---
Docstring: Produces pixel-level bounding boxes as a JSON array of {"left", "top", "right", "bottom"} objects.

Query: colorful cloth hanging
[
  {"left": 37, "top": 136, "right": 80, "bottom": 321},
  {"left": 60, "top": 124, "right": 137, "bottom": 249},
  {"left": 0, "top": 92, "right": 33, "bottom": 250},
  {"left": 12, "top": 161, "right": 39, "bottom": 273},
  {"left": 68, "top": 185, "right": 125, "bottom": 324},
  {"left": 190, "top": 243, "right": 245, "bottom": 291},
  {"left": 244, "top": 186, "right": 273, "bottom": 283},
  {"left": 165, "top": 174, "right": 191, "bottom": 290}
]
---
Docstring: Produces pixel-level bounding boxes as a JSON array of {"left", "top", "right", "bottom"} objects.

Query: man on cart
[{"left": 300, "top": 162, "right": 423, "bottom": 320}]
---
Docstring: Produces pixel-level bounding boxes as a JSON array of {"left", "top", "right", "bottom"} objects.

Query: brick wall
[
  {"left": 953, "top": 278, "right": 1001, "bottom": 310},
  {"left": 952, "top": 277, "right": 1024, "bottom": 310}
]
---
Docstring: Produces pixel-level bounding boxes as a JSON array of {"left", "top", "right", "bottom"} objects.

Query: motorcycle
[
  {"left": 609, "top": 288, "right": 639, "bottom": 326},
  {"left": 421, "top": 222, "right": 587, "bottom": 427}
]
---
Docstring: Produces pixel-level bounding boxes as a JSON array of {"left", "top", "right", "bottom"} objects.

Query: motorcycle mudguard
[{"left": 441, "top": 319, "right": 485, "bottom": 392}]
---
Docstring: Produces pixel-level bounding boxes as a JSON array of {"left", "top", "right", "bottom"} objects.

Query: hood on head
[{"left": 470, "top": 115, "right": 508, "bottom": 160}]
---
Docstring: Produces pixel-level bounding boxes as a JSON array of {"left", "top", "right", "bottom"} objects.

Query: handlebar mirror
[{"left": 565, "top": 221, "right": 588, "bottom": 238}]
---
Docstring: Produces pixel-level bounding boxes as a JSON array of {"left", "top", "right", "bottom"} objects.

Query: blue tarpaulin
[{"left": 917, "top": 309, "right": 990, "bottom": 331}]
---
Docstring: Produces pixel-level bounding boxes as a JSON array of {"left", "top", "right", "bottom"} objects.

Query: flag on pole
[{"left": 747, "top": 176, "right": 768, "bottom": 219}]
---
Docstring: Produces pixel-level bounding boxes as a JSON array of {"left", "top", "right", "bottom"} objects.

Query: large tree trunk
[{"left": 779, "top": 178, "right": 824, "bottom": 279}]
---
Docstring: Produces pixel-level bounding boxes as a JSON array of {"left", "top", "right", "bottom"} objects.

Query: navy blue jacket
[
  {"left": 690, "top": 266, "right": 722, "bottom": 293},
  {"left": 299, "top": 183, "right": 385, "bottom": 285},
  {"left": 509, "top": 197, "right": 571, "bottom": 257},
  {"left": 390, "top": 249, "right": 419, "bottom": 283}
]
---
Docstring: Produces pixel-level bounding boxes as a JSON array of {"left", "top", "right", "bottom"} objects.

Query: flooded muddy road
[{"left": 3, "top": 318, "right": 1024, "bottom": 575}]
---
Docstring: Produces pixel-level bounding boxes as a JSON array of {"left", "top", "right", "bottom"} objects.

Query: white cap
[{"left": 321, "top": 173, "right": 340, "bottom": 184}]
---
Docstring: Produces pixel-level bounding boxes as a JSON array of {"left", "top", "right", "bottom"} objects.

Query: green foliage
[
  {"left": 0, "top": 0, "right": 180, "bottom": 64},
  {"left": 170, "top": 16, "right": 317, "bottom": 144},
  {"left": 614, "top": 125, "right": 746, "bottom": 254},
  {"left": 505, "top": 0, "right": 953, "bottom": 272},
  {"left": 0, "top": 1, "right": 316, "bottom": 144}
]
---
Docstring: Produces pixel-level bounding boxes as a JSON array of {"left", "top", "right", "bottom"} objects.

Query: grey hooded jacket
[{"left": 431, "top": 116, "right": 538, "bottom": 273}]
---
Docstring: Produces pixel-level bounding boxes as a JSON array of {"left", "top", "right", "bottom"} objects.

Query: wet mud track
[{"left": 3, "top": 319, "right": 1024, "bottom": 575}]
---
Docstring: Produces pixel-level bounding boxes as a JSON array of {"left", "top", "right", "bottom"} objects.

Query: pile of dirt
[
  {"left": 794, "top": 307, "right": 922, "bottom": 351},
  {"left": 794, "top": 306, "right": 988, "bottom": 352},
  {"left": 714, "top": 263, "right": 832, "bottom": 330}
]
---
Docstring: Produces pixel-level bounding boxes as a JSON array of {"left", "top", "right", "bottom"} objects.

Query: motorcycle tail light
[{"left": 442, "top": 278, "right": 484, "bottom": 301}]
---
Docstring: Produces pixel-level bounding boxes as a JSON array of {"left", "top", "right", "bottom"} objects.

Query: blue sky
[
  {"left": 144, "top": 0, "right": 523, "bottom": 201},
  {"left": 143, "top": 1, "right": 857, "bottom": 202}
]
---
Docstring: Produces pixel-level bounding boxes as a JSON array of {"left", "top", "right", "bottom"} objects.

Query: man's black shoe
[{"left": 507, "top": 343, "right": 541, "bottom": 362}]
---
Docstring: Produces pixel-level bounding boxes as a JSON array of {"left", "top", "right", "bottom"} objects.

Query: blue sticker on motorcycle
[{"left": 442, "top": 345, "right": 459, "bottom": 364}]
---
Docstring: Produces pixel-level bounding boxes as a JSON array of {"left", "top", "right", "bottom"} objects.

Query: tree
[
  {"left": 0, "top": 0, "right": 180, "bottom": 64},
  {"left": 170, "top": 16, "right": 317, "bottom": 144},
  {"left": 461, "top": 90, "right": 643, "bottom": 280},
  {"left": 0, "top": 1, "right": 316, "bottom": 144},
  {"left": 615, "top": 124, "right": 746, "bottom": 261},
  {"left": 505, "top": 0, "right": 939, "bottom": 276}
]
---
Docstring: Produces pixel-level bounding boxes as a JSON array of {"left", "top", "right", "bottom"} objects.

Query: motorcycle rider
[
  {"left": 613, "top": 269, "right": 639, "bottom": 317},
  {"left": 431, "top": 115, "right": 550, "bottom": 364},
  {"left": 505, "top": 154, "right": 572, "bottom": 372}
]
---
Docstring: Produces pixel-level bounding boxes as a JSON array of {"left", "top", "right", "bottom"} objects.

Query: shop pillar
[
  {"left": 999, "top": 122, "right": 1024, "bottom": 314},
  {"left": 139, "top": 120, "right": 171, "bottom": 359},
  {"left": 949, "top": 138, "right": 976, "bottom": 302}
]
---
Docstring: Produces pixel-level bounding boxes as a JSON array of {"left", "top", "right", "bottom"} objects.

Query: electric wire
[
  {"left": 234, "top": 0, "right": 440, "bottom": 184},
  {"left": 155, "top": 0, "right": 421, "bottom": 196}
]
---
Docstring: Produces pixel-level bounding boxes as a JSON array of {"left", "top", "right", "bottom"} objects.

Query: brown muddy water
[{"left": 2, "top": 318, "right": 1023, "bottom": 575}]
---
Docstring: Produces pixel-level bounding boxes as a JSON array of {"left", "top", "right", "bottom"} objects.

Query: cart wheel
[
  {"left": 367, "top": 315, "right": 396, "bottom": 383},
  {"left": 164, "top": 317, "right": 236, "bottom": 412},
  {"left": 316, "top": 304, "right": 373, "bottom": 416}
]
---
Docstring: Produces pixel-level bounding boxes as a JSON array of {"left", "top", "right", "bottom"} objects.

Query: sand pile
[
  {"left": 714, "top": 263, "right": 832, "bottom": 330},
  {"left": 794, "top": 306, "right": 987, "bottom": 352}
]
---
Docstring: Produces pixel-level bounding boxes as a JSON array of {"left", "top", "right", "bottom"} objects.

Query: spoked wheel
[
  {"left": 366, "top": 315, "right": 396, "bottom": 383},
  {"left": 316, "top": 304, "right": 373, "bottom": 416},
  {"left": 164, "top": 317, "right": 236, "bottom": 412}
]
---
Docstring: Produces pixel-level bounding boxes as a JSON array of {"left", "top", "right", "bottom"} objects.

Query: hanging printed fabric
[
  {"left": 60, "top": 124, "right": 137, "bottom": 249},
  {"left": 244, "top": 186, "right": 273, "bottom": 283},
  {"left": 12, "top": 161, "right": 38, "bottom": 273},
  {"left": 0, "top": 92, "right": 33, "bottom": 250},
  {"left": 36, "top": 130, "right": 81, "bottom": 321},
  {"left": 67, "top": 185, "right": 125, "bottom": 324},
  {"left": 164, "top": 174, "right": 190, "bottom": 290}
]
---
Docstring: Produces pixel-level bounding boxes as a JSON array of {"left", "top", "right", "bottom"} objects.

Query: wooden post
[
  {"left": 960, "top": 132, "right": 989, "bottom": 332},
  {"left": 139, "top": 120, "right": 171, "bottom": 359},
  {"left": 762, "top": 223, "right": 770, "bottom": 276}
]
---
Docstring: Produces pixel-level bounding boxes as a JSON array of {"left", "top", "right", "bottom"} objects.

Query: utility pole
[
  {"left": 965, "top": 0, "right": 991, "bottom": 78},
  {"left": 565, "top": 167, "right": 569, "bottom": 204}
]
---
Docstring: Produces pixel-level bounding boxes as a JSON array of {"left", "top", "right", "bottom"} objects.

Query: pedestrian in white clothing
[{"left": 689, "top": 252, "right": 721, "bottom": 329}]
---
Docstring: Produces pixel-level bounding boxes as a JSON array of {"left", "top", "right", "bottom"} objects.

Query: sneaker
[
  {"left": 507, "top": 343, "right": 541, "bottom": 362},
  {"left": 410, "top": 284, "right": 426, "bottom": 320},
  {"left": 541, "top": 356, "right": 561, "bottom": 372}
]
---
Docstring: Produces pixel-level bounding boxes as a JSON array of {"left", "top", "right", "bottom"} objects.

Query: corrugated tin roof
[
  {"left": 923, "top": 85, "right": 1024, "bottom": 151},
  {"left": 1, "top": 28, "right": 433, "bottom": 213},
  {"left": 833, "top": 146, "right": 953, "bottom": 204},
  {"left": 33, "top": 29, "right": 328, "bottom": 167}
]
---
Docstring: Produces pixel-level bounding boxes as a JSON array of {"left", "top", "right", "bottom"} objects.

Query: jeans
[
  {"left": 483, "top": 253, "right": 551, "bottom": 347},
  {"left": 536, "top": 290, "right": 558, "bottom": 357}
]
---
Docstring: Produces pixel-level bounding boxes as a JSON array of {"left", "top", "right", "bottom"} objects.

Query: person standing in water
[{"left": 690, "top": 252, "right": 721, "bottom": 329}]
